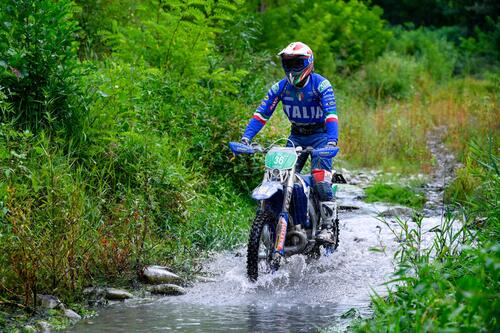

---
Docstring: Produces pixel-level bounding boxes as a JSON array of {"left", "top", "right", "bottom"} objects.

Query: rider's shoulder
[
  {"left": 311, "top": 73, "right": 333, "bottom": 93},
  {"left": 268, "top": 79, "right": 288, "bottom": 95}
]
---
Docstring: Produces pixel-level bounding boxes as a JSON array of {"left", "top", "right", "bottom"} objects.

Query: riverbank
[{"left": 354, "top": 140, "right": 499, "bottom": 332}]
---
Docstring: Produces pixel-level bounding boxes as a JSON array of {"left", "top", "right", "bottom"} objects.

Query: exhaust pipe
[{"left": 284, "top": 230, "right": 308, "bottom": 256}]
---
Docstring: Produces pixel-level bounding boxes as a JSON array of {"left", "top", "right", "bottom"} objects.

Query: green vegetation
[
  {"left": 356, "top": 145, "right": 499, "bottom": 332},
  {"left": 0, "top": 0, "right": 262, "bottom": 310},
  {"left": 364, "top": 183, "right": 426, "bottom": 210},
  {"left": 0, "top": 0, "right": 498, "bottom": 331}
]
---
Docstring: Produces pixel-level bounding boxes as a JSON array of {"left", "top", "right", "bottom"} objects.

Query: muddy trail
[{"left": 68, "top": 132, "right": 458, "bottom": 333}]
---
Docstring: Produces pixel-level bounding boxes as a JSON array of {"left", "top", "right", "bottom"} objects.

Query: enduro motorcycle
[{"left": 229, "top": 141, "right": 346, "bottom": 281}]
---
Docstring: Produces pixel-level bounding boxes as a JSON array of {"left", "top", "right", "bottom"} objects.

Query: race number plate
[{"left": 265, "top": 148, "right": 298, "bottom": 170}]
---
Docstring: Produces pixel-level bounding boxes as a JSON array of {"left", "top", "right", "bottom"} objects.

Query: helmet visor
[{"left": 281, "top": 57, "right": 307, "bottom": 72}]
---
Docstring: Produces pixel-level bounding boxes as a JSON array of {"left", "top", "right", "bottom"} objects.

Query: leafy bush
[
  {"left": 389, "top": 28, "right": 458, "bottom": 81},
  {"left": 0, "top": 0, "right": 265, "bottom": 308},
  {"left": 360, "top": 51, "right": 423, "bottom": 101},
  {"left": 0, "top": 0, "right": 83, "bottom": 134},
  {"left": 459, "top": 16, "right": 500, "bottom": 74},
  {"left": 257, "top": 0, "right": 392, "bottom": 77}
]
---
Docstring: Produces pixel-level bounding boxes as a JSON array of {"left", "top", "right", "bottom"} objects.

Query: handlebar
[{"left": 229, "top": 142, "right": 339, "bottom": 158}]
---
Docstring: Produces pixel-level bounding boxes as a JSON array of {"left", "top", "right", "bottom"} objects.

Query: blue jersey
[{"left": 242, "top": 73, "right": 338, "bottom": 143}]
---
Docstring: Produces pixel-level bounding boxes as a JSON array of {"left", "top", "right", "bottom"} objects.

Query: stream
[{"left": 68, "top": 179, "right": 446, "bottom": 333}]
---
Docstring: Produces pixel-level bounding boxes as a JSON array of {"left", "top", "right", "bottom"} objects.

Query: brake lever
[{"left": 251, "top": 143, "right": 264, "bottom": 153}]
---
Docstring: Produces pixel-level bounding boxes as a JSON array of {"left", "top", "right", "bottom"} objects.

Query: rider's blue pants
[
  {"left": 287, "top": 131, "right": 333, "bottom": 201},
  {"left": 287, "top": 131, "right": 332, "bottom": 172}
]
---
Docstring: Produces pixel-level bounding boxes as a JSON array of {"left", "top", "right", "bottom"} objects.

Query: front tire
[{"left": 247, "top": 210, "right": 276, "bottom": 282}]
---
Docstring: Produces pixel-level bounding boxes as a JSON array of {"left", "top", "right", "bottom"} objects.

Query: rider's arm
[
  {"left": 242, "top": 81, "right": 284, "bottom": 142},
  {"left": 319, "top": 79, "right": 338, "bottom": 144}
]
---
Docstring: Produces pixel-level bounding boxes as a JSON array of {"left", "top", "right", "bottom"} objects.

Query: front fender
[{"left": 252, "top": 181, "right": 283, "bottom": 200}]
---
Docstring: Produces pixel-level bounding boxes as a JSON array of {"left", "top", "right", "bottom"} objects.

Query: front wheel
[{"left": 247, "top": 210, "right": 276, "bottom": 282}]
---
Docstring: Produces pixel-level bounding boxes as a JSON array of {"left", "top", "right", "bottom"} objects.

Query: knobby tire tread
[
  {"left": 333, "top": 218, "right": 340, "bottom": 250},
  {"left": 247, "top": 210, "right": 274, "bottom": 282}
]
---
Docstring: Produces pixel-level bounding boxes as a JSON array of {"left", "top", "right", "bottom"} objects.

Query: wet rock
[
  {"left": 142, "top": 265, "right": 182, "bottom": 284},
  {"left": 336, "top": 184, "right": 365, "bottom": 199},
  {"left": 338, "top": 204, "right": 361, "bottom": 211},
  {"left": 349, "top": 178, "right": 362, "bottom": 186},
  {"left": 64, "top": 308, "right": 82, "bottom": 321},
  {"left": 196, "top": 276, "right": 217, "bottom": 283},
  {"left": 36, "top": 321, "right": 51, "bottom": 333},
  {"left": 340, "top": 308, "right": 361, "bottom": 319},
  {"left": 83, "top": 287, "right": 109, "bottom": 306},
  {"left": 379, "top": 206, "right": 413, "bottom": 217},
  {"left": 37, "top": 294, "right": 63, "bottom": 309},
  {"left": 22, "top": 325, "right": 36, "bottom": 333},
  {"left": 84, "top": 286, "right": 132, "bottom": 302},
  {"left": 104, "top": 288, "right": 133, "bottom": 300},
  {"left": 149, "top": 284, "right": 186, "bottom": 296},
  {"left": 83, "top": 286, "right": 105, "bottom": 297}
]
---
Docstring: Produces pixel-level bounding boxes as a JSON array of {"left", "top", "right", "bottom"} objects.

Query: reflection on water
[{"left": 69, "top": 301, "right": 352, "bottom": 333}]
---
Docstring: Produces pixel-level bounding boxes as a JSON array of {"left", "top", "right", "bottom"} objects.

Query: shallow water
[{"left": 69, "top": 184, "right": 443, "bottom": 333}]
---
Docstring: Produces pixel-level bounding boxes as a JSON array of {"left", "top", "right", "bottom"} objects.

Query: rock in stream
[
  {"left": 149, "top": 284, "right": 186, "bottom": 296},
  {"left": 142, "top": 265, "right": 182, "bottom": 284}
]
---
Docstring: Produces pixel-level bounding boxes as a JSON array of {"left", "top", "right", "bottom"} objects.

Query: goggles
[{"left": 281, "top": 57, "right": 307, "bottom": 72}]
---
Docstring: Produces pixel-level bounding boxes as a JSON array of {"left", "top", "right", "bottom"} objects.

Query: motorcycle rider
[{"left": 241, "top": 41, "right": 339, "bottom": 244}]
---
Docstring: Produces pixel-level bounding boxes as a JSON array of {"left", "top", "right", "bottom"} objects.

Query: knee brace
[{"left": 312, "top": 169, "right": 333, "bottom": 201}]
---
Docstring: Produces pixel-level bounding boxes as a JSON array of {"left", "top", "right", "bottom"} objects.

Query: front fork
[{"left": 272, "top": 165, "right": 296, "bottom": 266}]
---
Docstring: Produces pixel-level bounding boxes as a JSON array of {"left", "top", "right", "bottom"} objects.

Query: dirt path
[{"left": 424, "top": 126, "right": 461, "bottom": 215}]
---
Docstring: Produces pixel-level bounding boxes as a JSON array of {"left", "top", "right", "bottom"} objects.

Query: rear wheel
[
  {"left": 331, "top": 217, "right": 340, "bottom": 250},
  {"left": 247, "top": 211, "right": 276, "bottom": 282},
  {"left": 309, "top": 217, "right": 340, "bottom": 258}
]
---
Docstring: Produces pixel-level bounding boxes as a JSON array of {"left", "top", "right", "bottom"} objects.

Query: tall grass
[
  {"left": 334, "top": 27, "right": 498, "bottom": 173},
  {"left": 0, "top": 119, "right": 256, "bottom": 304},
  {"left": 339, "top": 74, "right": 498, "bottom": 173}
]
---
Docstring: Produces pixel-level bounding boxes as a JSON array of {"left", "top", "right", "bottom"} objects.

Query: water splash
[{"left": 69, "top": 184, "right": 444, "bottom": 333}]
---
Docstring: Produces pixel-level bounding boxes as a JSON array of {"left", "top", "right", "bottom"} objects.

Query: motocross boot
[{"left": 316, "top": 201, "right": 337, "bottom": 243}]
